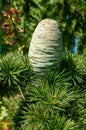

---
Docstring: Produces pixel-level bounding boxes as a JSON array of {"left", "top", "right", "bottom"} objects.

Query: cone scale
[{"left": 29, "top": 19, "right": 63, "bottom": 75}]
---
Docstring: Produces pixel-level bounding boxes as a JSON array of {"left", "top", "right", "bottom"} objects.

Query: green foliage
[
  {"left": 0, "top": 95, "right": 22, "bottom": 130},
  {"left": 0, "top": 101, "right": 8, "bottom": 121},
  {"left": 41, "top": 51, "right": 85, "bottom": 89},
  {"left": 0, "top": 51, "right": 85, "bottom": 130},
  {"left": 23, "top": 0, "right": 86, "bottom": 52},
  {"left": 0, "top": 53, "right": 33, "bottom": 97},
  {"left": 14, "top": 80, "right": 75, "bottom": 129},
  {"left": 60, "top": 52, "right": 85, "bottom": 88},
  {"left": 0, "top": 0, "right": 27, "bottom": 53},
  {"left": 0, "top": 0, "right": 86, "bottom": 53},
  {"left": 14, "top": 78, "right": 86, "bottom": 130},
  {"left": 0, "top": 1, "right": 86, "bottom": 129},
  {"left": 11, "top": 51, "right": 86, "bottom": 130},
  {"left": 73, "top": 53, "right": 86, "bottom": 73}
]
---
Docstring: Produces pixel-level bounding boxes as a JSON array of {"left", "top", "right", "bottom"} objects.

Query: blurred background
[{"left": 0, "top": 0, "right": 86, "bottom": 55}]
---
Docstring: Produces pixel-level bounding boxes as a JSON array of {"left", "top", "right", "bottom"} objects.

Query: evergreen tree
[{"left": 0, "top": 0, "right": 86, "bottom": 53}]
